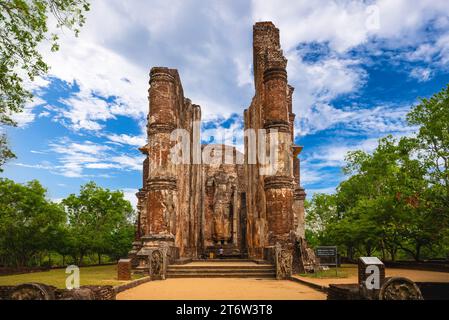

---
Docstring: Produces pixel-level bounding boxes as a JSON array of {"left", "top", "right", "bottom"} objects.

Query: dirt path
[{"left": 117, "top": 278, "right": 326, "bottom": 300}]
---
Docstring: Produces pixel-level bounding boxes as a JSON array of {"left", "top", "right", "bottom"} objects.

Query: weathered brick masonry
[{"left": 130, "top": 22, "right": 314, "bottom": 278}]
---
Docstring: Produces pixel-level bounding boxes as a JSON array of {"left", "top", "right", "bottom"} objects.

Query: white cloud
[
  {"left": 297, "top": 103, "right": 413, "bottom": 137},
  {"left": 35, "top": 0, "right": 255, "bottom": 131},
  {"left": 107, "top": 133, "right": 146, "bottom": 147},
  {"left": 13, "top": 0, "right": 444, "bottom": 146},
  {"left": 58, "top": 92, "right": 116, "bottom": 131},
  {"left": 252, "top": 0, "right": 449, "bottom": 53},
  {"left": 37, "top": 138, "right": 144, "bottom": 177},
  {"left": 305, "top": 138, "right": 380, "bottom": 169},
  {"left": 11, "top": 97, "right": 45, "bottom": 127},
  {"left": 410, "top": 67, "right": 433, "bottom": 82},
  {"left": 84, "top": 163, "right": 121, "bottom": 169},
  {"left": 121, "top": 188, "right": 139, "bottom": 209},
  {"left": 38, "top": 111, "right": 51, "bottom": 118},
  {"left": 10, "top": 0, "right": 449, "bottom": 199},
  {"left": 109, "top": 155, "right": 142, "bottom": 171},
  {"left": 16, "top": 0, "right": 447, "bottom": 135},
  {"left": 252, "top": 0, "right": 449, "bottom": 136},
  {"left": 202, "top": 116, "right": 245, "bottom": 152}
]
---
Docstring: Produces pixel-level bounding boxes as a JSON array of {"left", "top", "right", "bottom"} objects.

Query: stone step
[
  {"left": 167, "top": 268, "right": 274, "bottom": 274},
  {"left": 167, "top": 272, "right": 276, "bottom": 278},
  {"left": 168, "top": 265, "right": 273, "bottom": 270},
  {"left": 167, "top": 261, "right": 276, "bottom": 278},
  {"left": 191, "top": 259, "right": 255, "bottom": 263}
]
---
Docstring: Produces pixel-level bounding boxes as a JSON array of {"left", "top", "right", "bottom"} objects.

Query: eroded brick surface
[{"left": 132, "top": 22, "right": 308, "bottom": 263}]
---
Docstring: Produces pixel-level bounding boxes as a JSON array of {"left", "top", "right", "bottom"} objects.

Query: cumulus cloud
[
  {"left": 58, "top": 92, "right": 117, "bottom": 131},
  {"left": 410, "top": 67, "right": 433, "bottom": 82},
  {"left": 24, "top": 0, "right": 448, "bottom": 139},
  {"left": 10, "top": 0, "right": 449, "bottom": 197},
  {"left": 305, "top": 138, "right": 380, "bottom": 169},
  {"left": 11, "top": 97, "right": 46, "bottom": 127},
  {"left": 16, "top": 138, "right": 145, "bottom": 178},
  {"left": 106, "top": 133, "right": 147, "bottom": 147},
  {"left": 297, "top": 103, "right": 413, "bottom": 137}
]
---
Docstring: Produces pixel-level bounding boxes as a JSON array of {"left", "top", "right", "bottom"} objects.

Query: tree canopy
[
  {"left": 0, "top": 0, "right": 90, "bottom": 169},
  {"left": 0, "top": 178, "right": 65, "bottom": 267},
  {"left": 0, "top": 180, "right": 135, "bottom": 267},
  {"left": 61, "top": 182, "right": 135, "bottom": 265},
  {"left": 306, "top": 85, "right": 449, "bottom": 261}
]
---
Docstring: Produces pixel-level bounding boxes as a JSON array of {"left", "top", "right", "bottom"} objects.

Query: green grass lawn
[
  {"left": 300, "top": 264, "right": 358, "bottom": 279},
  {"left": 0, "top": 265, "right": 141, "bottom": 288}
]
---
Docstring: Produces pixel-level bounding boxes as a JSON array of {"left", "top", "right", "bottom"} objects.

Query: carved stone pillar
[
  {"left": 263, "top": 58, "right": 294, "bottom": 246},
  {"left": 292, "top": 145, "right": 306, "bottom": 238},
  {"left": 294, "top": 187, "right": 306, "bottom": 238},
  {"left": 136, "top": 67, "right": 179, "bottom": 278},
  {"left": 146, "top": 67, "right": 178, "bottom": 237},
  {"left": 275, "top": 243, "right": 293, "bottom": 280},
  {"left": 128, "top": 189, "right": 146, "bottom": 268}
]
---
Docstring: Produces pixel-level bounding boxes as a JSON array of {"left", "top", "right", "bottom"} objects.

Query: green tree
[
  {"left": 0, "top": 134, "right": 15, "bottom": 172},
  {"left": 305, "top": 85, "right": 449, "bottom": 261},
  {"left": 348, "top": 137, "right": 435, "bottom": 260},
  {"left": 407, "top": 85, "right": 449, "bottom": 214},
  {"left": 61, "top": 182, "right": 134, "bottom": 265},
  {"left": 314, "top": 136, "right": 435, "bottom": 261},
  {"left": 0, "top": 178, "right": 66, "bottom": 267},
  {"left": 0, "top": 0, "right": 90, "bottom": 169},
  {"left": 304, "top": 193, "right": 338, "bottom": 247}
]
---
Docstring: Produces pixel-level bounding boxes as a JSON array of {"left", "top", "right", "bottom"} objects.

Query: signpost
[{"left": 316, "top": 246, "right": 338, "bottom": 276}]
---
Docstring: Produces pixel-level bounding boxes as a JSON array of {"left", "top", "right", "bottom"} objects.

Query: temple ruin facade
[{"left": 129, "top": 22, "right": 315, "bottom": 279}]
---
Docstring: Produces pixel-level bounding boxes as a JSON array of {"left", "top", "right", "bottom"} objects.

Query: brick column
[
  {"left": 146, "top": 67, "right": 178, "bottom": 238},
  {"left": 134, "top": 67, "right": 180, "bottom": 277},
  {"left": 263, "top": 59, "right": 294, "bottom": 245},
  {"left": 117, "top": 259, "right": 132, "bottom": 281}
]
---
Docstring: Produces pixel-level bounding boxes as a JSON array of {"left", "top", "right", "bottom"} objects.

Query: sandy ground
[
  {"left": 117, "top": 278, "right": 326, "bottom": 300},
  {"left": 293, "top": 268, "right": 449, "bottom": 287}
]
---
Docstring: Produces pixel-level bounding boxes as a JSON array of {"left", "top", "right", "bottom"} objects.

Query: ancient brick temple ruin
[{"left": 129, "top": 22, "right": 317, "bottom": 280}]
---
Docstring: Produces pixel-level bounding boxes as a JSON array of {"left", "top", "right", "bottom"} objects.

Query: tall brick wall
[{"left": 133, "top": 21, "right": 307, "bottom": 262}]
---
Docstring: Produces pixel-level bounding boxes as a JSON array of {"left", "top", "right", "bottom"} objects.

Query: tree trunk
[
  {"left": 380, "top": 241, "right": 386, "bottom": 261},
  {"left": 98, "top": 253, "right": 101, "bottom": 265},
  {"left": 415, "top": 243, "right": 422, "bottom": 262},
  {"left": 389, "top": 249, "right": 397, "bottom": 262},
  {"left": 347, "top": 247, "right": 354, "bottom": 261},
  {"left": 365, "top": 244, "right": 373, "bottom": 256}
]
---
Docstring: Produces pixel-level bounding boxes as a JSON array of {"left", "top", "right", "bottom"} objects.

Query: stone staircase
[{"left": 167, "top": 261, "right": 276, "bottom": 279}]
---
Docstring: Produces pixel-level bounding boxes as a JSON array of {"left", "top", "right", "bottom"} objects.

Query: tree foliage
[
  {"left": 306, "top": 85, "right": 449, "bottom": 261},
  {"left": 61, "top": 182, "right": 134, "bottom": 265},
  {"left": 0, "top": 134, "right": 15, "bottom": 172},
  {"left": 0, "top": 0, "right": 90, "bottom": 169},
  {"left": 0, "top": 180, "right": 135, "bottom": 267},
  {"left": 0, "top": 178, "right": 65, "bottom": 267}
]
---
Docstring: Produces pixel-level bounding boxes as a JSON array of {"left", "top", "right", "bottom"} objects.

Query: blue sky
[{"left": 2, "top": 0, "right": 449, "bottom": 207}]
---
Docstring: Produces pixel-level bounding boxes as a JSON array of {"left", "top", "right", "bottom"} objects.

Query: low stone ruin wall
[
  {"left": 384, "top": 261, "right": 449, "bottom": 273},
  {"left": 0, "top": 283, "right": 116, "bottom": 300},
  {"left": 327, "top": 281, "right": 449, "bottom": 300},
  {"left": 0, "top": 267, "right": 50, "bottom": 276}
]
